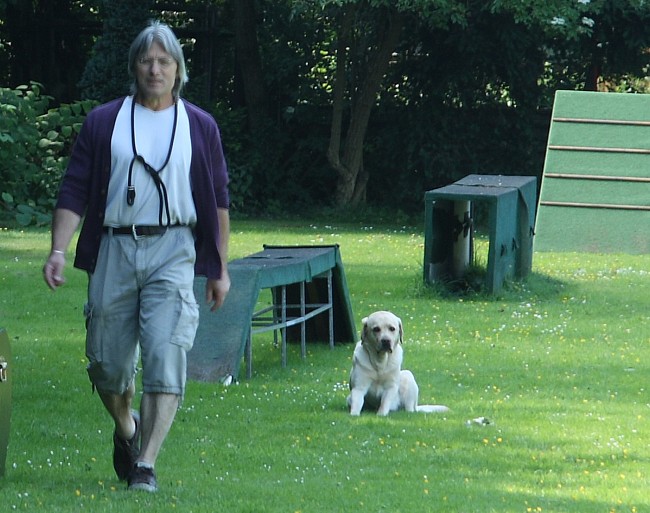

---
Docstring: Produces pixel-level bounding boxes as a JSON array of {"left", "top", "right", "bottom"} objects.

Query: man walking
[{"left": 42, "top": 20, "right": 230, "bottom": 492}]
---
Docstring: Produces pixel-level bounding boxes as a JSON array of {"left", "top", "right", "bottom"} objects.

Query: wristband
[{"left": 52, "top": 250, "right": 65, "bottom": 255}]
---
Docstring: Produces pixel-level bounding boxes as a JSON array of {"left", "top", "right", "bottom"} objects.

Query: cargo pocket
[
  {"left": 84, "top": 302, "right": 101, "bottom": 361},
  {"left": 84, "top": 302, "right": 102, "bottom": 387},
  {"left": 170, "top": 288, "right": 199, "bottom": 351},
  {"left": 84, "top": 302, "right": 93, "bottom": 330}
]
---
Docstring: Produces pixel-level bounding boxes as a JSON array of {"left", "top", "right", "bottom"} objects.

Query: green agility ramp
[
  {"left": 188, "top": 245, "right": 356, "bottom": 382},
  {"left": 535, "top": 90, "right": 650, "bottom": 254}
]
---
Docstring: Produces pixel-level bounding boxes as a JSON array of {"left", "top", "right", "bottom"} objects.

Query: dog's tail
[{"left": 416, "top": 404, "right": 450, "bottom": 413}]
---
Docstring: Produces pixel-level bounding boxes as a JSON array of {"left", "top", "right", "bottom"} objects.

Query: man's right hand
[{"left": 43, "top": 251, "right": 67, "bottom": 290}]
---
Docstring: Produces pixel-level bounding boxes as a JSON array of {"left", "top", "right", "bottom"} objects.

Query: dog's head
[{"left": 361, "top": 310, "right": 403, "bottom": 354}]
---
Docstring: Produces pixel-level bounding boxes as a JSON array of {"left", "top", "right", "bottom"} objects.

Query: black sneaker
[
  {"left": 112, "top": 410, "right": 140, "bottom": 481},
  {"left": 128, "top": 464, "right": 158, "bottom": 492}
]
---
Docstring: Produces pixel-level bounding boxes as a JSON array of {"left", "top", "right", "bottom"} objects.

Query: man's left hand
[{"left": 205, "top": 274, "right": 230, "bottom": 312}]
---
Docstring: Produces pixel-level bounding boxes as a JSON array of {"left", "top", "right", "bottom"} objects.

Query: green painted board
[
  {"left": 0, "top": 328, "right": 11, "bottom": 478},
  {"left": 535, "top": 90, "right": 650, "bottom": 254}
]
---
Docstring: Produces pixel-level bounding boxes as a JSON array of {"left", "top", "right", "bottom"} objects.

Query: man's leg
[
  {"left": 98, "top": 382, "right": 136, "bottom": 440},
  {"left": 129, "top": 228, "right": 197, "bottom": 492},
  {"left": 86, "top": 233, "right": 142, "bottom": 483},
  {"left": 98, "top": 382, "right": 140, "bottom": 482},
  {"left": 127, "top": 392, "right": 179, "bottom": 492},
  {"left": 138, "top": 392, "right": 180, "bottom": 466}
]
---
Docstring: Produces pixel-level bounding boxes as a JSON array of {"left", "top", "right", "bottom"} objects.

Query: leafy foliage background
[{"left": 0, "top": 1, "right": 649, "bottom": 224}]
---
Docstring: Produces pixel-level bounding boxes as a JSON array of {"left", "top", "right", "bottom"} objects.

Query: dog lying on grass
[{"left": 347, "top": 311, "right": 449, "bottom": 416}]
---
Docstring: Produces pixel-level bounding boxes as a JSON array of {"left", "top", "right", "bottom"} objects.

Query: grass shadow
[{"left": 409, "top": 267, "right": 572, "bottom": 304}]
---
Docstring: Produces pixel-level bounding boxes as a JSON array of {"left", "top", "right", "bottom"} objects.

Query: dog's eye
[
  {"left": 389, "top": 326, "right": 396, "bottom": 332},
  {"left": 373, "top": 327, "right": 381, "bottom": 333}
]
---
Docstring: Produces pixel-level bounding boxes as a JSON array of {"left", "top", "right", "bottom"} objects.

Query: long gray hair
[{"left": 128, "top": 20, "right": 188, "bottom": 98}]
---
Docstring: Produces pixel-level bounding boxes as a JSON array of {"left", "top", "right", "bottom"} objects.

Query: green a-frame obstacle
[
  {"left": 535, "top": 90, "right": 650, "bottom": 254},
  {"left": 188, "top": 245, "right": 356, "bottom": 382}
]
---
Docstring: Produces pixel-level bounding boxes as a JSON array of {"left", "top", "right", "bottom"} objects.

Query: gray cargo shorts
[{"left": 84, "top": 226, "right": 199, "bottom": 396}]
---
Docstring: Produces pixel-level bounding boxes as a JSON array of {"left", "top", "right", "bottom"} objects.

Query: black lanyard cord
[
  {"left": 126, "top": 97, "right": 178, "bottom": 228},
  {"left": 136, "top": 156, "right": 171, "bottom": 228}
]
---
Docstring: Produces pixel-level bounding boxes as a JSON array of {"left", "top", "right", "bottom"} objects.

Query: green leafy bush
[{"left": 0, "top": 83, "right": 96, "bottom": 226}]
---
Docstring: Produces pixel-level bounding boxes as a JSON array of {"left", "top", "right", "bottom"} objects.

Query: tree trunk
[
  {"left": 327, "top": 3, "right": 355, "bottom": 181},
  {"left": 232, "top": 0, "right": 269, "bottom": 133},
  {"left": 350, "top": 159, "right": 368, "bottom": 204},
  {"left": 328, "top": 6, "right": 404, "bottom": 207}
]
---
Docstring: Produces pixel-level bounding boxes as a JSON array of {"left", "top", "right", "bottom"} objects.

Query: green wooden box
[{"left": 423, "top": 174, "right": 537, "bottom": 294}]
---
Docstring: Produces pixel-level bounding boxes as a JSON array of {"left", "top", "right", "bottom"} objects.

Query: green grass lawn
[{"left": 1, "top": 220, "right": 649, "bottom": 512}]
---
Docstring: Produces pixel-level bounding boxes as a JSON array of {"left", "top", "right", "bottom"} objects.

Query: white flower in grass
[
  {"left": 578, "top": 0, "right": 590, "bottom": 4},
  {"left": 551, "top": 17, "right": 566, "bottom": 25},
  {"left": 582, "top": 17, "right": 595, "bottom": 27}
]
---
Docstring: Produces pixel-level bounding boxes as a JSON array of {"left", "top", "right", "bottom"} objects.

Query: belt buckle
[{"left": 131, "top": 224, "right": 141, "bottom": 240}]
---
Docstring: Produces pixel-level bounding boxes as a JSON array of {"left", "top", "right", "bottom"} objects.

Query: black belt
[{"left": 104, "top": 225, "right": 172, "bottom": 237}]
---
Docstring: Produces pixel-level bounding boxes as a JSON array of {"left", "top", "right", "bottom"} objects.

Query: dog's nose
[{"left": 381, "top": 339, "right": 392, "bottom": 352}]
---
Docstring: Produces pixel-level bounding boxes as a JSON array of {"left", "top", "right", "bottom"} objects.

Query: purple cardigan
[{"left": 56, "top": 97, "right": 230, "bottom": 280}]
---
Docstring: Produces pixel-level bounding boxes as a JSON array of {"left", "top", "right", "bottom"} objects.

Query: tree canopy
[{"left": 1, "top": 0, "right": 649, "bottom": 221}]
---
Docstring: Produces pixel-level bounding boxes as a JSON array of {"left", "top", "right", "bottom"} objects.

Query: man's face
[{"left": 135, "top": 41, "right": 178, "bottom": 103}]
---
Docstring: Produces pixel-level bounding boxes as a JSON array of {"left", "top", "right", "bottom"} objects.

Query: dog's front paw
[
  {"left": 349, "top": 403, "right": 363, "bottom": 416},
  {"left": 348, "top": 391, "right": 365, "bottom": 416}
]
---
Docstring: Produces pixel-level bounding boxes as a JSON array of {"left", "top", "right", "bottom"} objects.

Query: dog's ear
[
  {"left": 398, "top": 317, "right": 404, "bottom": 344},
  {"left": 361, "top": 316, "right": 369, "bottom": 340}
]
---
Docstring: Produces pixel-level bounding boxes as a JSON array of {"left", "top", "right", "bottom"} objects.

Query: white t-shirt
[{"left": 104, "top": 96, "right": 197, "bottom": 227}]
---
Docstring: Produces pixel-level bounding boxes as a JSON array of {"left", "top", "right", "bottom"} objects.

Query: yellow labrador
[{"left": 347, "top": 311, "right": 449, "bottom": 416}]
